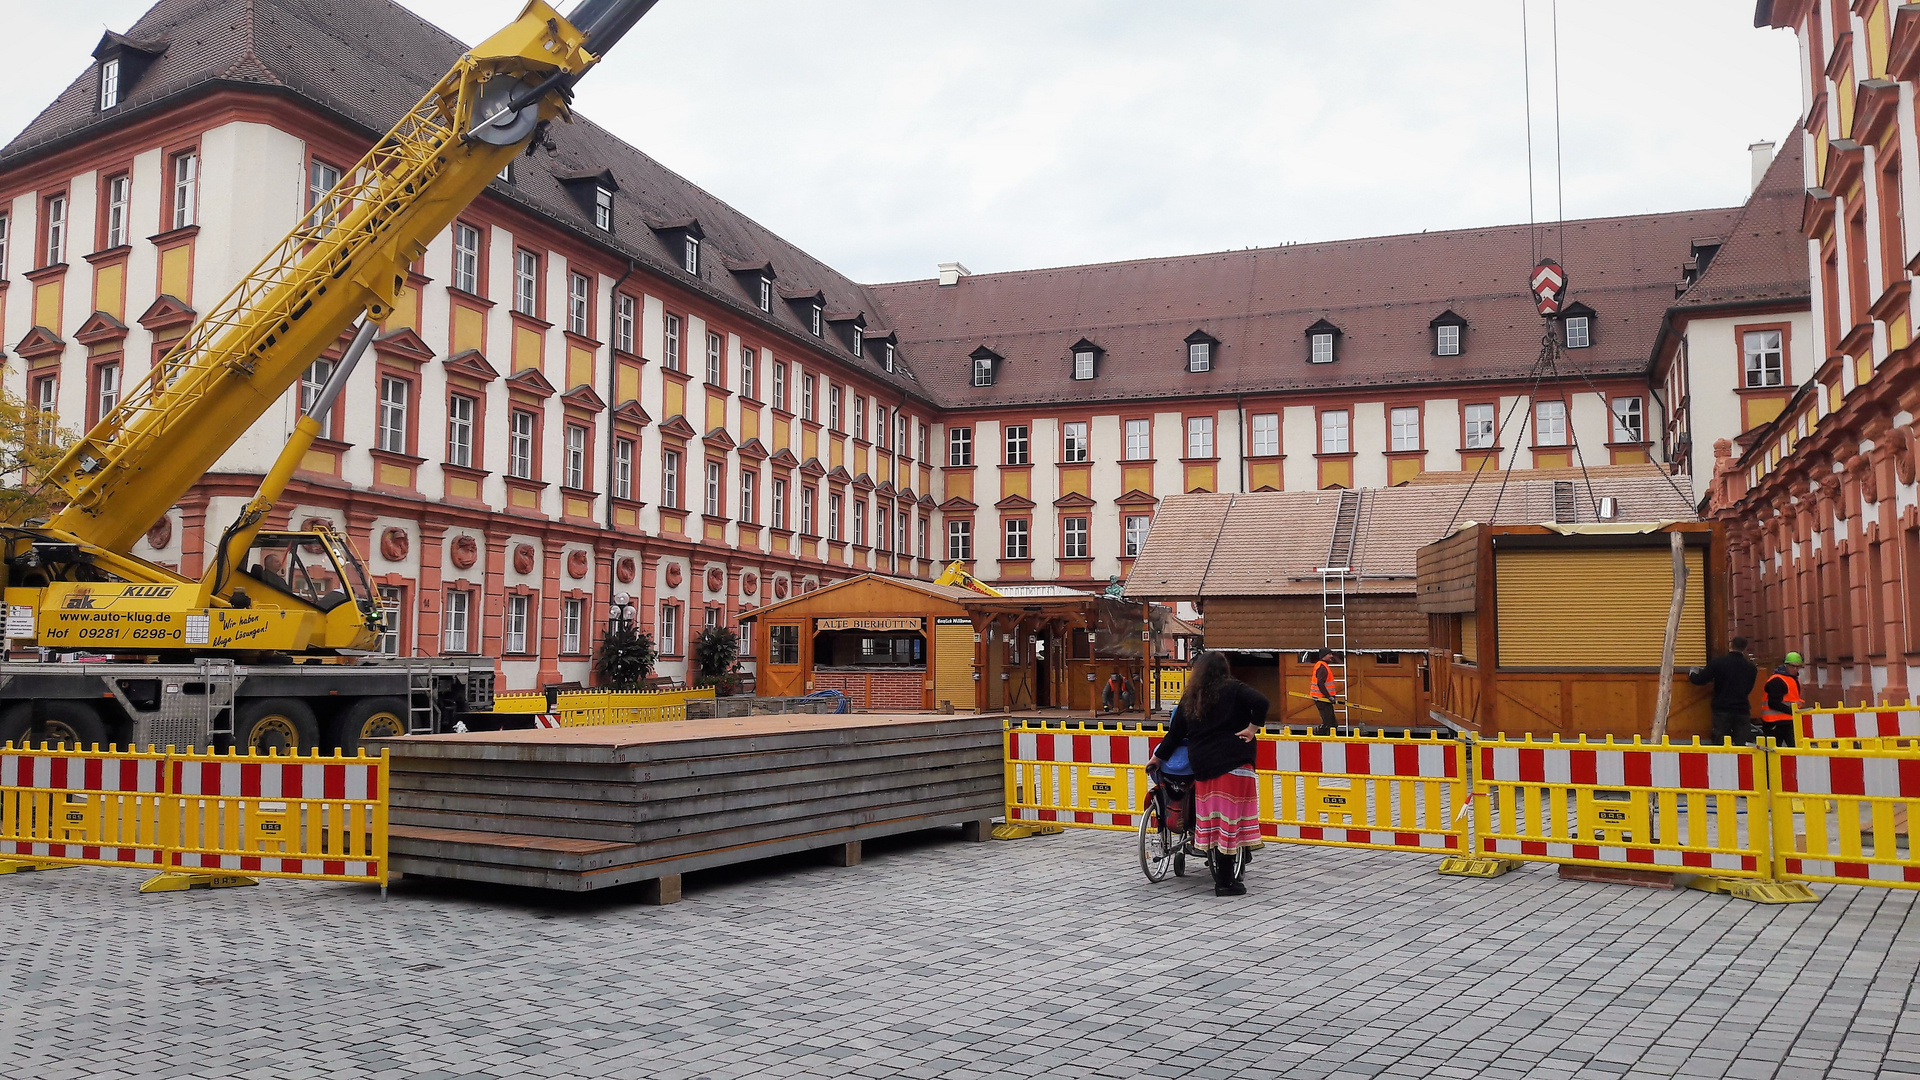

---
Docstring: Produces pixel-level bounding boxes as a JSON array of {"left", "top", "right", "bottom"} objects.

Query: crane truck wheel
[
  {"left": 335, "top": 697, "right": 408, "bottom": 756},
  {"left": 234, "top": 699, "right": 321, "bottom": 756},
  {"left": 0, "top": 701, "right": 111, "bottom": 751}
]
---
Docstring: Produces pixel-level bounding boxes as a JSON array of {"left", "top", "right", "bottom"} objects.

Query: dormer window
[
  {"left": 810, "top": 304, "right": 823, "bottom": 336},
  {"left": 100, "top": 59, "right": 120, "bottom": 110},
  {"left": 1070, "top": 338, "right": 1102, "bottom": 381},
  {"left": 1184, "top": 330, "right": 1218, "bottom": 373},
  {"left": 498, "top": 162, "right": 514, "bottom": 183},
  {"left": 1559, "top": 302, "right": 1595, "bottom": 349},
  {"left": 682, "top": 235, "right": 700, "bottom": 275},
  {"left": 593, "top": 186, "right": 614, "bottom": 231},
  {"left": 758, "top": 276, "right": 773, "bottom": 312},
  {"left": 852, "top": 327, "right": 863, "bottom": 357},
  {"left": 1304, "top": 318, "right": 1342, "bottom": 364},
  {"left": 90, "top": 32, "right": 164, "bottom": 117},
  {"left": 1429, "top": 309, "right": 1467, "bottom": 357},
  {"left": 883, "top": 343, "right": 896, "bottom": 372},
  {"left": 970, "top": 346, "right": 1000, "bottom": 387}
]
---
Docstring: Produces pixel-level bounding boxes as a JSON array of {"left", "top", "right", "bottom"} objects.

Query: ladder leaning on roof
[{"left": 1317, "top": 488, "right": 1363, "bottom": 729}]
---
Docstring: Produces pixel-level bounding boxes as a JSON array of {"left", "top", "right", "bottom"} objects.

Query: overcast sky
[{"left": 12, "top": 2, "right": 1801, "bottom": 284}]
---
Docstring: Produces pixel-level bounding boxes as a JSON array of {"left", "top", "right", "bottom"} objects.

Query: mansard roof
[{"left": 3, "top": 0, "right": 930, "bottom": 403}]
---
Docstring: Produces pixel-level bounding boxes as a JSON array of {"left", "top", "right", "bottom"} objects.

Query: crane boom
[
  {"left": 44, "top": 2, "right": 630, "bottom": 553},
  {"left": 7, "top": 0, "right": 663, "bottom": 659}
]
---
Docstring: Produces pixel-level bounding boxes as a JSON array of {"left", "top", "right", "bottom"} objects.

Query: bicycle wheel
[{"left": 1139, "top": 791, "right": 1173, "bottom": 882}]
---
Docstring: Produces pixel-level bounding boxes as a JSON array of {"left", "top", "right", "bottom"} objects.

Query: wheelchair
[{"left": 1139, "top": 746, "right": 1199, "bottom": 882}]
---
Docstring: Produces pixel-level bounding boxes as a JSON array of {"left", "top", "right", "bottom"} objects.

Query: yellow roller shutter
[
  {"left": 1496, "top": 547, "right": 1707, "bottom": 668},
  {"left": 933, "top": 619, "right": 977, "bottom": 711}
]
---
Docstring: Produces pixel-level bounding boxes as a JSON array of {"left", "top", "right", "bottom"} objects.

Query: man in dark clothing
[{"left": 1688, "top": 636, "right": 1757, "bottom": 745}]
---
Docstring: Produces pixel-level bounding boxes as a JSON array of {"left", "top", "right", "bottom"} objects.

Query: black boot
[{"left": 1212, "top": 851, "right": 1245, "bottom": 896}]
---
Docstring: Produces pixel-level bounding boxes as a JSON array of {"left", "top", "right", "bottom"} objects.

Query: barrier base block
[
  {"left": 1437, "top": 855, "right": 1524, "bottom": 878},
  {"left": 1559, "top": 864, "right": 1679, "bottom": 889},
  {"left": 992, "top": 822, "right": 1065, "bottom": 841},
  {"left": 0, "top": 859, "right": 75, "bottom": 875},
  {"left": 1688, "top": 876, "right": 1820, "bottom": 905},
  {"left": 138, "top": 872, "right": 259, "bottom": 894}
]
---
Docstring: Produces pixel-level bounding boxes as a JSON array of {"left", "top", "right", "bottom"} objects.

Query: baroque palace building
[
  {"left": 0, "top": 0, "right": 1808, "bottom": 689},
  {"left": 1722, "top": 1, "right": 1920, "bottom": 706}
]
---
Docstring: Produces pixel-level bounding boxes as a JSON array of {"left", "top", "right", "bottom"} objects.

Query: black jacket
[
  {"left": 1689, "top": 650, "right": 1757, "bottom": 713},
  {"left": 1154, "top": 679, "right": 1269, "bottom": 781}
]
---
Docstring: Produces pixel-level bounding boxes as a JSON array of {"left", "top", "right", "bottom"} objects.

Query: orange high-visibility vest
[
  {"left": 1311, "top": 659, "right": 1335, "bottom": 701},
  {"left": 1761, "top": 673, "right": 1802, "bottom": 719}
]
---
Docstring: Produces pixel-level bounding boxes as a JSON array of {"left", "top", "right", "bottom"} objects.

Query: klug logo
[{"left": 122, "top": 586, "right": 176, "bottom": 598}]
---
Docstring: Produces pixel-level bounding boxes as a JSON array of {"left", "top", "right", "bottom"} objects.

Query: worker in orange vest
[
  {"left": 1309, "top": 649, "right": 1340, "bottom": 735},
  {"left": 1756, "top": 651, "right": 1803, "bottom": 747}
]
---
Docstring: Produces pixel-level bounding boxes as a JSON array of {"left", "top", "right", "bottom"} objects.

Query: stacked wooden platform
[{"left": 373, "top": 712, "right": 1004, "bottom": 896}]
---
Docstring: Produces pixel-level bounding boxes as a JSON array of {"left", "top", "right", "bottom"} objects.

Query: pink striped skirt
[{"left": 1193, "top": 765, "right": 1262, "bottom": 856}]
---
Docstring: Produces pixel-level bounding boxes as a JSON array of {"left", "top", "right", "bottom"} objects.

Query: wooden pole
[{"left": 1651, "top": 531, "right": 1688, "bottom": 741}]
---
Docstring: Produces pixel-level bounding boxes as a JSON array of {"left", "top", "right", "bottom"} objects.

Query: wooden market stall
[
  {"left": 739, "top": 573, "right": 1152, "bottom": 713},
  {"left": 1415, "top": 520, "right": 1726, "bottom": 738}
]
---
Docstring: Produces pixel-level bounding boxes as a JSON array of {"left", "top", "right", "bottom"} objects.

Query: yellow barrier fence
[
  {"left": 490, "top": 693, "right": 547, "bottom": 714},
  {"left": 1156, "top": 669, "right": 1187, "bottom": 708},
  {"left": 1, "top": 743, "right": 388, "bottom": 893},
  {"left": 1005, "top": 720, "right": 1159, "bottom": 831},
  {"left": 1259, "top": 734, "right": 1468, "bottom": 854},
  {"left": 552, "top": 686, "right": 716, "bottom": 726},
  {"left": 1470, "top": 736, "right": 1772, "bottom": 879},
  {"left": 1772, "top": 742, "right": 1920, "bottom": 889},
  {"left": 1006, "top": 719, "right": 1920, "bottom": 900},
  {"left": 1003, "top": 720, "right": 1469, "bottom": 854}
]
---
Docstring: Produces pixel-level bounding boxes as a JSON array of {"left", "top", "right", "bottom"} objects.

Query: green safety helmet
[{"left": 1784, "top": 651, "right": 1803, "bottom": 664}]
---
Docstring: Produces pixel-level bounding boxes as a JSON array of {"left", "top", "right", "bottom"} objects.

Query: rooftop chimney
[
  {"left": 936, "top": 261, "right": 971, "bottom": 287},
  {"left": 1748, "top": 140, "right": 1776, "bottom": 193}
]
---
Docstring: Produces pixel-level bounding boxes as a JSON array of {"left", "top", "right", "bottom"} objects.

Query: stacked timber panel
[{"left": 374, "top": 713, "right": 1003, "bottom": 892}]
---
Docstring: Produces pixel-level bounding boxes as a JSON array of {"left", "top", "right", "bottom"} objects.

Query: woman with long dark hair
[{"left": 1145, "top": 651, "right": 1268, "bottom": 895}]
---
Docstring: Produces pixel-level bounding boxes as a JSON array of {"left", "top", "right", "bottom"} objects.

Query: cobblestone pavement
[{"left": 3, "top": 829, "right": 1918, "bottom": 1080}]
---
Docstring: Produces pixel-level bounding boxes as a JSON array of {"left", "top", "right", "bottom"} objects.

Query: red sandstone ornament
[
  {"left": 705, "top": 566, "right": 724, "bottom": 592},
  {"left": 567, "top": 549, "right": 589, "bottom": 579},
  {"left": 742, "top": 572, "right": 758, "bottom": 596},
  {"left": 773, "top": 577, "right": 788, "bottom": 599},
  {"left": 144, "top": 517, "right": 173, "bottom": 550},
  {"left": 665, "top": 563, "right": 683, "bottom": 587},
  {"left": 616, "top": 557, "right": 637, "bottom": 583},
  {"left": 380, "top": 528, "right": 410, "bottom": 561},
  {"left": 513, "top": 544, "right": 535, "bottom": 575},
  {"left": 449, "top": 534, "right": 478, "bottom": 570}
]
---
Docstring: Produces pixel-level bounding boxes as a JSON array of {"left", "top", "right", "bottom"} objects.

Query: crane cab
[{"left": 233, "top": 528, "right": 383, "bottom": 652}]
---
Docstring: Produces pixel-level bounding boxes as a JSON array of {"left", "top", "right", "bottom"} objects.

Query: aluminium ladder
[{"left": 1318, "top": 489, "right": 1364, "bottom": 730}]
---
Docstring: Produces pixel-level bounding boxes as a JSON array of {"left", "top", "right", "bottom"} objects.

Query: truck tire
[
  {"left": 234, "top": 698, "right": 321, "bottom": 756},
  {"left": 335, "top": 697, "right": 409, "bottom": 755},
  {"left": 0, "top": 701, "right": 111, "bottom": 750}
]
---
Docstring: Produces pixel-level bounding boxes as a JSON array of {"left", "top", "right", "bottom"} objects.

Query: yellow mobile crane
[{"left": 0, "top": 0, "right": 662, "bottom": 752}]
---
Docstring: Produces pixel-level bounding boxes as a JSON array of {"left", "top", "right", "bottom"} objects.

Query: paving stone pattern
[{"left": 3, "top": 830, "right": 1918, "bottom": 1079}]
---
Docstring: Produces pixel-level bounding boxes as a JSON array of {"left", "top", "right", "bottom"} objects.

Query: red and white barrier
[
  {"left": 0, "top": 749, "right": 169, "bottom": 865},
  {"left": 166, "top": 756, "right": 384, "bottom": 880},
  {"left": 1799, "top": 708, "right": 1920, "bottom": 741},
  {"left": 1475, "top": 742, "right": 1764, "bottom": 874},
  {"left": 1258, "top": 737, "right": 1466, "bottom": 853},
  {"left": 1006, "top": 726, "right": 1154, "bottom": 829}
]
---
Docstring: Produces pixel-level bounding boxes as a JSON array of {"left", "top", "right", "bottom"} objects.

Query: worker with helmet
[
  {"left": 1309, "top": 649, "right": 1340, "bottom": 735},
  {"left": 1757, "top": 652, "right": 1804, "bottom": 746}
]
